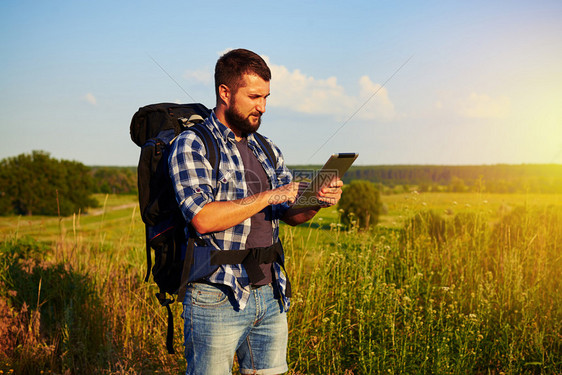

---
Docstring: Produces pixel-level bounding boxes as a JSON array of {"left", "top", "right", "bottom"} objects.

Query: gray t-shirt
[{"left": 235, "top": 137, "right": 273, "bottom": 285}]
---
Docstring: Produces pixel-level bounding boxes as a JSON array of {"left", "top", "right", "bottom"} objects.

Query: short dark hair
[{"left": 214, "top": 49, "right": 271, "bottom": 100}]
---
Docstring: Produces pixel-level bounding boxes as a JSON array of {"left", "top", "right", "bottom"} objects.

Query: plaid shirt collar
[{"left": 207, "top": 110, "right": 236, "bottom": 143}]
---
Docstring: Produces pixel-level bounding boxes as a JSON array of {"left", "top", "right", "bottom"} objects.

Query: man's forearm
[
  {"left": 191, "top": 182, "right": 300, "bottom": 234},
  {"left": 281, "top": 206, "right": 321, "bottom": 226},
  {"left": 190, "top": 192, "right": 271, "bottom": 234}
]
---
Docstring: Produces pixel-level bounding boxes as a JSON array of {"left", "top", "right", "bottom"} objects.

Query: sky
[{"left": 1, "top": 0, "right": 561, "bottom": 167}]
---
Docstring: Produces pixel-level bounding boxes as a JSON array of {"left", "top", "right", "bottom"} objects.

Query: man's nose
[{"left": 256, "top": 98, "right": 266, "bottom": 114}]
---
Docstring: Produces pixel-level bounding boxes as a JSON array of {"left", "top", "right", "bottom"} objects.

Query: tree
[
  {"left": 338, "top": 180, "right": 382, "bottom": 230},
  {"left": 0, "top": 151, "right": 98, "bottom": 216},
  {"left": 91, "top": 167, "right": 137, "bottom": 194},
  {"left": 448, "top": 176, "right": 467, "bottom": 192}
]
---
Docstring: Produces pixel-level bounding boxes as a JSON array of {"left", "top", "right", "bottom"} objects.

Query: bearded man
[{"left": 169, "top": 48, "right": 343, "bottom": 375}]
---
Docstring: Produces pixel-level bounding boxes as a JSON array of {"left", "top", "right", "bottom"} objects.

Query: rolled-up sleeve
[{"left": 169, "top": 131, "right": 215, "bottom": 223}]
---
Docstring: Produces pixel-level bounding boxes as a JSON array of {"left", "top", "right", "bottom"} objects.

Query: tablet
[{"left": 292, "top": 153, "right": 358, "bottom": 208}]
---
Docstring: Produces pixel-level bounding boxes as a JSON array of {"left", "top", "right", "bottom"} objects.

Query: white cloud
[
  {"left": 218, "top": 48, "right": 233, "bottom": 57},
  {"left": 84, "top": 93, "right": 97, "bottom": 105},
  {"left": 357, "top": 75, "right": 396, "bottom": 120},
  {"left": 183, "top": 68, "right": 213, "bottom": 84},
  {"left": 264, "top": 57, "right": 396, "bottom": 121},
  {"left": 458, "top": 93, "right": 511, "bottom": 119},
  {"left": 183, "top": 53, "right": 397, "bottom": 121}
]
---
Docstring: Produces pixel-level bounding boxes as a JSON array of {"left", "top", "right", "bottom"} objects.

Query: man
[{"left": 169, "top": 48, "right": 343, "bottom": 375}]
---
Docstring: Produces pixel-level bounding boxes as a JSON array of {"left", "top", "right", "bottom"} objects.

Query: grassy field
[{"left": 0, "top": 192, "right": 561, "bottom": 374}]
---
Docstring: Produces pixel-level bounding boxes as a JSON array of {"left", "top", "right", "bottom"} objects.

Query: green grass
[
  {"left": 0, "top": 194, "right": 141, "bottom": 247},
  {"left": 0, "top": 192, "right": 561, "bottom": 374},
  {"left": 284, "top": 195, "right": 562, "bottom": 374}
]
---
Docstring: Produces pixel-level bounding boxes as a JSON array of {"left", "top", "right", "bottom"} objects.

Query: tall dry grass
[
  {"left": 0, "top": 193, "right": 561, "bottom": 374},
  {"left": 284, "top": 202, "right": 562, "bottom": 374},
  {"left": 0, "top": 199, "right": 184, "bottom": 374}
]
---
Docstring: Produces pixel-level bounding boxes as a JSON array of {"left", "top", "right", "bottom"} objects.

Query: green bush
[
  {"left": 338, "top": 180, "right": 381, "bottom": 229},
  {"left": 0, "top": 151, "right": 98, "bottom": 216},
  {"left": 91, "top": 166, "right": 138, "bottom": 194}
]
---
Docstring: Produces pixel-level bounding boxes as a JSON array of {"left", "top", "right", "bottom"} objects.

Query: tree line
[
  {"left": 341, "top": 164, "right": 562, "bottom": 194},
  {"left": 2, "top": 151, "right": 560, "bottom": 216},
  {"left": 90, "top": 166, "right": 137, "bottom": 195}
]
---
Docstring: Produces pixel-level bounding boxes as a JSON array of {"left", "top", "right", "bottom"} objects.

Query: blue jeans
[{"left": 182, "top": 282, "right": 288, "bottom": 375}]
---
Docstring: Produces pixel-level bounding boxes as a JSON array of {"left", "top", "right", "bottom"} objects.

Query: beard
[{"left": 224, "top": 101, "right": 262, "bottom": 136}]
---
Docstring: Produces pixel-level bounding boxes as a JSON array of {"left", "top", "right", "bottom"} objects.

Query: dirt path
[{"left": 86, "top": 203, "right": 138, "bottom": 216}]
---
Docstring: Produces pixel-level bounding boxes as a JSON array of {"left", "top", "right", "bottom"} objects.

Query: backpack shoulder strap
[
  {"left": 253, "top": 132, "right": 277, "bottom": 170},
  {"left": 187, "top": 123, "right": 220, "bottom": 179},
  {"left": 176, "top": 122, "right": 220, "bottom": 305}
]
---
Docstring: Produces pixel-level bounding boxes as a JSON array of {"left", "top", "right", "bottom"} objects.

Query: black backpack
[{"left": 130, "top": 102, "right": 278, "bottom": 354}]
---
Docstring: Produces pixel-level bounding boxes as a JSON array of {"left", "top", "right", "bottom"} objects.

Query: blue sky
[{"left": 1, "top": 0, "right": 561, "bottom": 166}]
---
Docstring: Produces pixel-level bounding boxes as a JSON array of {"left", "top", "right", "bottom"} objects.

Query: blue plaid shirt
[{"left": 169, "top": 111, "right": 293, "bottom": 310}]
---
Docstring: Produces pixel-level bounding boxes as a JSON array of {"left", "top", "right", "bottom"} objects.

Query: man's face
[{"left": 224, "top": 74, "right": 270, "bottom": 136}]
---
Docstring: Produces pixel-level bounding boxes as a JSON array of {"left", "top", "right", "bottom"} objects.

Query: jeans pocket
[{"left": 191, "top": 283, "right": 230, "bottom": 308}]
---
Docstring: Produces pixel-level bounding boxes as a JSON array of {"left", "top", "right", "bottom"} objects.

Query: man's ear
[{"left": 218, "top": 84, "right": 230, "bottom": 105}]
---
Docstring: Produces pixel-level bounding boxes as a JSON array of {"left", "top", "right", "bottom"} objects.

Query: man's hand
[
  {"left": 267, "top": 181, "right": 304, "bottom": 205},
  {"left": 280, "top": 178, "right": 344, "bottom": 226},
  {"left": 271, "top": 179, "right": 343, "bottom": 207},
  {"left": 316, "top": 178, "right": 343, "bottom": 207}
]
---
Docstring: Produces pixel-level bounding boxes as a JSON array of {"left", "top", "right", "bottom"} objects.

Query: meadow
[{"left": 0, "top": 192, "right": 561, "bottom": 374}]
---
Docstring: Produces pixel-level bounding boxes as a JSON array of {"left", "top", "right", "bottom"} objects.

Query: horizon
[
  {"left": 1, "top": 1, "right": 561, "bottom": 166},
  {"left": 84, "top": 162, "right": 562, "bottom": 168}
]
